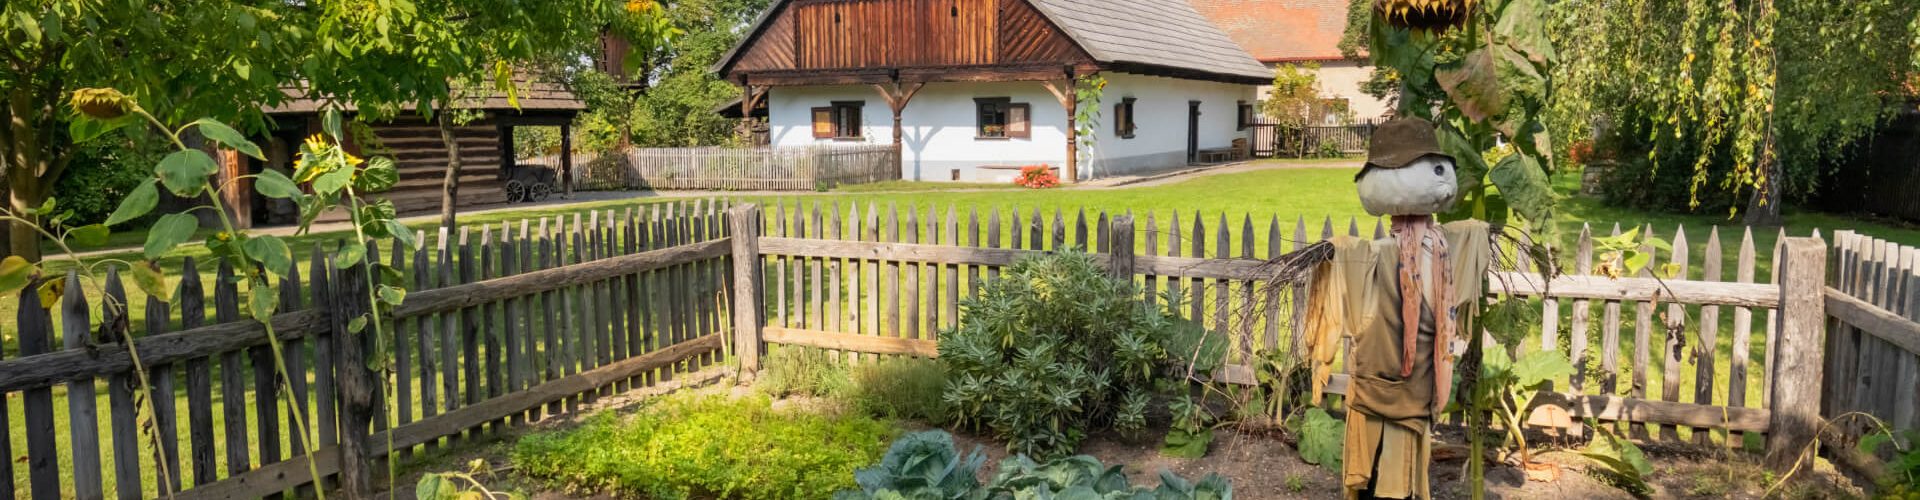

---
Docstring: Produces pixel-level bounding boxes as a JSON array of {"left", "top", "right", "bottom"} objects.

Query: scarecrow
[{"left": 1299, "top": 117, "right": 1490, "bottom": 500}]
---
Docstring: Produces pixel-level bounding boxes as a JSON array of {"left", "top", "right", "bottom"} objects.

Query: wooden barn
[
  {"left": 234, "top": 79, "right": 586, "bottom": 228},
  {"left": 714, "top": 0, "right": 1271, "bottom": 183}
]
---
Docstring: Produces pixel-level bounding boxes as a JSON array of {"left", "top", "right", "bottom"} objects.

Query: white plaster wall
[
  {"left": 768, "top": 75, "right": 1256, "bottom": 182},
  {"left": 1254, "top": 60, "right": 1393, "bottom": 121}
]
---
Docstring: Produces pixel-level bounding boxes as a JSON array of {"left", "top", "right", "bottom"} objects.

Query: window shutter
[
  {"left": 1008, "top": 103, "right": 1031, "bottom": 139},
  {"left": 1114, "top": 102, "right": 1126, "bottom": 136},
  {"left": 812, "top": 107, "right": 834, "bottom": 139}
]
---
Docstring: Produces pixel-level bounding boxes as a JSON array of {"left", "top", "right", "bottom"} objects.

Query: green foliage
[
  {"left": 52, "top": 137, "right": 163, "bottom": 228},
  {"left": 513, "top": 393, "right": 896, "bottom": 500},
  {"left": 573, "top": 0, "right": 771, "bottom": 149},
  {"left": 1295, "top": 407, "right": 1345, "bottom": 471},
  {"left": 939, "top": 250, "right": 1221, "bottom": 459},
  {"left": 849, "top": 358, "right": 952, "bottom": 425},
  {"left": 1263, "top": 63, "right": 1326, "bottom": 132},
  {"left": 1473, "top": 344, "right": 1574, "bottom": 464},
  {"left": 1075, "top": 74, "right": 1106, "bottom": 177},
  {"left": 1554, "top": 0, "right": 1919, "bottom": 216},
  {"left": 1579, "top": 422, "right": 1653, "bottom": 496},
  {"left": 415, "top": 459, "right": 525, "bottom": 500},
  {"left": 837, "top": 430, "right": 1234, "bottom": 500},
  {"left": 1857, "top": 426, "right": 1920, "bottom": 491},
  {"left": 757, "top": 346, "right": 854, "bottom": 398},
  {"left": 840, "top": 430, "right": 987, "bottom": 499},
  {"left": 1161, "top": 394, "right": 1215, "bottom": 459}
]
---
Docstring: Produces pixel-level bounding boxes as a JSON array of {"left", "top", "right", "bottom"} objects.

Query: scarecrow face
[{"left": 1356, "top": 155, "right": 1459, "bottom": 217}]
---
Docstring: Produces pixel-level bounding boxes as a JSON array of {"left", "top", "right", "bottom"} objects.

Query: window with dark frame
[
  {"left": 975, "top": 98, "right": 1031, "bottom": 139},
  {"left": 812, "top": 101, "right": 865, "bottom": 139},
  {"left": 1114, "top": 97, "right": 1137, "bottom": 139},
  {"left": 1237, "top": 101, "right": 1254, "bottom": 130}
]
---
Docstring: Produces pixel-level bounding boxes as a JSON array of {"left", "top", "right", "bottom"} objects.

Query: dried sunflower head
[
  {"left": 1374, "top": 0, "right": 1476, "bottom": 32},
  {"left": 70, "top": 88, "right": 133, "bottom": 120}
]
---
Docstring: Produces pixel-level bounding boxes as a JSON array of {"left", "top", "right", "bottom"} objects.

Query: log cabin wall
[{"left": 734, "top": 0, "right": 1092, "bottom": 74}]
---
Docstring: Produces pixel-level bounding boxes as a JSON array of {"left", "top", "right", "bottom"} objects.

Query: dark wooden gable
[{"left": 721, "top": 0, "right": 1094, "bottom": 81}]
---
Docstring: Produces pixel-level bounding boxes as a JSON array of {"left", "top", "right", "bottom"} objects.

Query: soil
[{"left": 376, "top": 383, "right": 1872, "bottom": 500}]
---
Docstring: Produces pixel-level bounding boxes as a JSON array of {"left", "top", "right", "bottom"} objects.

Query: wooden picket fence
[
  {"left": 7, "top": 197, "right": 1899, "bottom": 499},
  {"left": 732, "top": 202, "right": 1831, "bottom": 469},
  {"left": 0, "top": 201, "right": 738, "bottom": 500},
  {"left": 1823, "top": 231, "right": 1920, "bottom": 446},
  {"left": 625, "top": 145, "right": 899, "bottom": 191}
]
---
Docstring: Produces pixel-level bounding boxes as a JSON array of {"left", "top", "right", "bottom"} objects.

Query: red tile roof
[{"left": 1191, "top": 0, "right": 1353, "bottom": 63}]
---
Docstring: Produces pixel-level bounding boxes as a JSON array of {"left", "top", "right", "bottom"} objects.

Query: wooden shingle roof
[
  {"left": 265, "top": 75, "right": 585, "bottom": 115},
  {"left": 1027, "top": 0, "right": 1273, "bottom": 81}
]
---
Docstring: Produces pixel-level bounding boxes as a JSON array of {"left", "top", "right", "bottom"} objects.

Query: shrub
[
  {"left": 757, "top": 346, "right": 852, "bottom": 398},
  {"left": 940, "top": 250, "right": 1213, "bottom": 458},
  {"left": 848, "top": 357, "right": 950, "bottom": 424},
  {"left": 512, "top": 393, "right": 895, "bottom": 499},
  {"left": 837, "top": 430, "right": 1234, "bottom": 500},
  {"left": 1013, "top": 165, "right": 1059, "bottom": 189},
  {"left": 54, "top": 136, "right": 162, "bottom": 228}
]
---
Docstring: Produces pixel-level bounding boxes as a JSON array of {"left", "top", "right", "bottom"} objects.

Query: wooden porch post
[
  {"left": 1042, "top": 75, "right": 1078, "bottom": 184},
  {"left": 559, "top": 123, "right": 573, "bottom": 199},
  {"left": 738, "top": 83, "right": 768, "bottom": 143},
  {"left": 1767, "top": 235, "right": 1828, "bottom": 471},
  {"left": 874, "top": 80, "right": 922, "bottom": 180}
]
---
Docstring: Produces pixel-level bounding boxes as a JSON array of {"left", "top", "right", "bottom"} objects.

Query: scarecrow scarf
[{"left": 1391, "top": 215, "right": 1454, "bottom": 405}]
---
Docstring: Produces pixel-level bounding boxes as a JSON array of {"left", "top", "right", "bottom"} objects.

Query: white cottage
[{"left": 714, "top": 0, "right": 1272, "bottom": 183}]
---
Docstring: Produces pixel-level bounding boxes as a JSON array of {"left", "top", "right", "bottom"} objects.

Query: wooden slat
[
  {"left": 1700, "top": 228, "right": 1727, "bottom": 446},
  {"left": 19, "top": 284, "right": 59, "bottom": 500},
  {"left": 279, "top": 256, "right": 311, "bottom": 499},
  {"left": 103, "top": 269, "right": 141, "bottom": 500},
  {"left": 390, "top": 235, "right": 414, "bottom": 458},
  {"left": 60, "top": 272, "right": 105, "bottom": 500},
  {"left": 1601, "top": 225, "right": 1624, "bottom": 398},
  {"left": 1659, "top": 227, "right": 1687, "bottom": 441},
  {"left": 181, "top": 258, "right": 218, "bottom": 487},
  {"left": 765, "top": 327, "right": 938, "bottom": 357},
  {"left": 214, "top": 262, "right": 252, "bottom": 478},
  {"left": 1569, "top": 225, "right": 1594, "bottom": 395}
]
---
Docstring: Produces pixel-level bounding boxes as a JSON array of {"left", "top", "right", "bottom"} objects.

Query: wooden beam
[
  {"left": 1041, "top": 78, "right": 1078, "bottom": 184},
  {"left": 0, "top": 310, "right": 325, "bottom": 394},
  {"left": 1825, "top": 286, "right": 1920, "bottom": 354},
  {"left": 873, "top": 81, "right": 923, "bottom": 177},
  {"left": 729, "top": 205, "right": 765, "bottom": 373},
  {"left": 395, "top": 239, "right": 730, "bottom": 319},
  {"left": 764, "top": 327, "right": 939, "bottom": 358},
  {"left": 1770, "top": 236, "right": 1829, "bottom": 471},
  {"left": 1488, "top": 271, "right": 1782, "bottom": 308},
  {"left": 741, "top": 65, "right": 1091, "bottom": 87}
]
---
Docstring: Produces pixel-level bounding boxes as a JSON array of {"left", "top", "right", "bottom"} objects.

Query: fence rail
[{"left": 624, "top": 145, "right": 899, "bottom": 191}]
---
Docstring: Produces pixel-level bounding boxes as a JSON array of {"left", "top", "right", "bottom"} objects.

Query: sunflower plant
[{"left": 1, "top": 87, "right": 418, "bottom": 498}]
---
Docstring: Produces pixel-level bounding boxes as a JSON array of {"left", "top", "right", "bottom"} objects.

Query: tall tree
[
  {"left": 1553, "top": 0, "right": 1916, "bottom": 224},
  {"left": 297, "top": 0, "right": 626, "bottom": 230},
  {"left": 0, "top": 1, "right": 305, "bottom": 261}
]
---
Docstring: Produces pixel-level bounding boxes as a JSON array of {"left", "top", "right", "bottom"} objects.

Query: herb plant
[{"left": 938, "top": 250, "right": 1212, "bottom": 459}]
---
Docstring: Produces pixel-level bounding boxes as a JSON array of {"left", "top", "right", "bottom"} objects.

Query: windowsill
[
  {"left": 830, "top": 137, "right": 865, "bottom": 142},
  {"left": 1118, "top": 134, "right": 1136, "bottom": 140},
  {"left": 974, "top": 136, "right": 1013, "bottom": 141}
]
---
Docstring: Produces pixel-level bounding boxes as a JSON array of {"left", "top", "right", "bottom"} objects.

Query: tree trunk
[
  {"left": 1744, "top": 134, "right": 1784, "bottom": 227},
  {"left": 435, "top": 108, "right": 465, "bottom": 231},
  {"left": 6, "top": 166, "right": 44, "bottom": 262}
]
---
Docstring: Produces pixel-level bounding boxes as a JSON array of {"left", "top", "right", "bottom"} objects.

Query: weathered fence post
[
  {"left": 1768, "top": 235, "right": 1828, "bottom": 471},
  {"left": 1108, "top": 216, "right": 1135, "bottom": 282},
  {"left": 330, "top": 244, "right": 376, "bottom": 499},
  {"left": 729, "top": 204, "right": 765, "bottom": 375}
]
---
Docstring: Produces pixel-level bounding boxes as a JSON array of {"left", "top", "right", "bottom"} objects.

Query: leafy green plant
[
  {"left": 1473, "top": 345, "right": 1574, "bottom": 465},
  {"left": 1854, "top": 424, "right": 1920, "bottom": 496},
  {"left": 939, "top": 250, "right": 1218, "bottom": 458},
  {"left": 757, "top": 346, "right": 853, "bottom": 398},
  {"left": 416, "top": 459, "right": 524, "bottom": 500},
  {"left": 837, "top": 430, "right": 1234, "bottom": 500},
  {"left": 1295, "top": 407, "right": 1345, "bottom": 471},
  {"left": 849, "top": 357, "right": 951, "bottom": 424},
  {"left": 512, "top": 393, "right": 895, "bottom": 499},
  {"left": 1315, "top": 139, "right": 1345, "bottom": 159},
  {"left": 1162, "top": 394, "right": 1215, "bottom": 459},
  {"left": 838, "top": 430, "right": 986, "bottom": 499},
  {"left": 1578, "top": 421, "right": 1653, "bottom": 496}
]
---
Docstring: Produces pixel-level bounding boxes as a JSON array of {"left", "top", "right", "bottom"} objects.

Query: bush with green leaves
[
  {"left": 849, "top": 357, "right": 951, "bottom": 424},
  {"left": 838, "top": 430, "right": 1234, "bottom": 500},
  {"left": 512, "top": 393, "right": 895, "bottom": 499},
  {"left": 940, "top": 250, "right": 1217, "bottom": 458}
]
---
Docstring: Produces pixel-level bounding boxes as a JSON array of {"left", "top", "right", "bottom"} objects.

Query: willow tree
[
  {"left": 1555, "top": 0, "right": 1918, "bottom": 224},
  {"left": 0, "top": 1, "right": 305, "bottom": 261}
]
